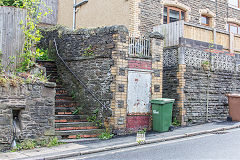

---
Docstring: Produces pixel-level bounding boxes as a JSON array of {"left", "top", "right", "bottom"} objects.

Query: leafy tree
[
  {"left": 0, "top": 0, "right": 23, "bottom": 7},
  {"left": 0, "top": 0, "right": 51, "bottom": 72}
]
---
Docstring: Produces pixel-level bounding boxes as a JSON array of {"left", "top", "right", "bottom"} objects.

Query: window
[
  {"left": 163, "top": 6, "right": 185, "bottom": 24},
  {"left": 201, "top": 16, "right": 210, "bottom": 26},
  {"left": 227, "top": 23, "right": 240, "bottom": 34},
  {"left": 229, "top": 0, "right": 239, "bottom": 7}
]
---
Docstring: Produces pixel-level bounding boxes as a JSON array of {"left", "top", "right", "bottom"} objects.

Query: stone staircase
[{"left": 37, "top": 60, "right": 104, "bottom": 140}]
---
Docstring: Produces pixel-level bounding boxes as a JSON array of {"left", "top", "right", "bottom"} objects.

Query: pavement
[{"left": 1, "top": 121, "right": 240, "bottom": 160}]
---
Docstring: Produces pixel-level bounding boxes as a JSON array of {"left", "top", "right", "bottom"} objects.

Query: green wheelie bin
[{"left": 151, "top": 98, "right": 175, "bottom": 132}]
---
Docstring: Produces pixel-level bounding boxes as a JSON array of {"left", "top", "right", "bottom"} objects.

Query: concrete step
[
  {"left": 45, "top": 67, "right": 58, "bottom": 71},
  {"left": 56, "top": 84, "right": 63, "bottom": 88},
  {"left": 56, "top": 112, "right": 73, "bottom": 115},
  {"left": 55, "top": 122, "right": 96, "bottom": 128},
  {"left": 37, "top": 60, "right": 56, "bottom": 67},
  {"left": 56, "top": 88, "right": 68, "bottom": 94},
  {"left": 48, "top": 76, "right": 60, "bottom": 82},
  {"left": 67, "top": 134, "right": 99, "bottom": 139},
  {"left": 56, "top": 129, "right": 105, "bottom": 136},
  {"left": 55, "top": 107, "right": 75, "bottom": 113},
  {"left": 55, "top": 100, "right": 77, "bottom": 107},
  {"left": 46, "top": 72, "right": 58, "bottom": 78},
  {"left": 55, "top": 94, "right": 73, "bottom": 101},
  {"left": 55, "top": 115, "right": 88, "bottom": 123}
]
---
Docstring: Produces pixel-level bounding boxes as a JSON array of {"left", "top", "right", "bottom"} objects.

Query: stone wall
[
  {"left": 184, "top": 67, "right": 240, "bottom": 124},
  {"left": 182, "top": 42, "right": 240, "bottom": 124},
  {"left": 163, "top": 38, "right": 240, "bottom": 125},
  {"left": 0, "top": 82, "right": 56, "bottom": 151},
  {"left": 138, "top": 0, "right": 240, "bottom": 35}
]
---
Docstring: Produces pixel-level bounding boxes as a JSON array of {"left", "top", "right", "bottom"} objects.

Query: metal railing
[
  {"left": 53, "top": 39, "right": 107, "bottom": 111},
  {"left": 128, "top": 37, "right": 151, "bottom": 57}
]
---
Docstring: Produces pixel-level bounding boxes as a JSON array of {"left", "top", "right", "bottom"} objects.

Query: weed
[
  {"left": 83, "top": 45, "right": 94, "bottom": 57},
  {"left": 172, "top": 117, "right": 181, "bottom": 126},
  {"left": 95, "top": 120, "right": 103, "bottom": 127},
  {"left": 87, "top": 109, "right": 98, "bottom": 122},
  {"left": 87, "top": 115, "right": 97, "bottom": 122},
  {"left": 98, "top": 131, "right": 114, "bottom": 140},
  {"left": 73, "top": 105, "right": 84, "bottom": 115},
  {"left": 70, "top": 91, "right": 76, "bottom": 100},
  {"left": 0, "top": 76, "right": 7, "bottom": 87},
  {"left": 10, "top": 137, "right": 62, "bottom": 152},
  {"left": 36, "top": 48, "right": 53, "bottom": 61},
  {"left": 76, "top": 135, "right": 82, "bottom": 139},
  {"left": 47, "top": 137, "right": 60, "bottom": 147},
  {"left": 11, "top": 139, "right": 36, "bottom": 152},
  {"left": 87, "top": 109, "right": 103, "bottom": 127}
]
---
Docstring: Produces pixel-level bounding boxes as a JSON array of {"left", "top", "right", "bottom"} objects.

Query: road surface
[{"left": 64, "top": 128, "right": 240, "bottom": 160}]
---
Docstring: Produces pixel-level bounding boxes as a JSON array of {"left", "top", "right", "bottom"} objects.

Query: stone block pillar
[
  {"left": 150, "top": 32, "right": 164, "bottom": 99},
  {"left": 176, "top": 47, "right": 187, "bottom": 126},
  {"left": 110, "top": 31, "right": 165, "bottom": 134},
  {"left": 110, "top": 33, "right": 129, "bottom": 135}
]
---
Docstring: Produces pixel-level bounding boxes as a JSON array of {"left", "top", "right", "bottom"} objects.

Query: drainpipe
[
  {"left": 73, "top": 0, "right": 88, "bottom": 30},
  {"left": 73, "top": 0, "right": 76, "bottom": 30}
]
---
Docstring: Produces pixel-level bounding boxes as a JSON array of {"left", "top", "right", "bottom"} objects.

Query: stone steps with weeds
[{"left": 37, "top": 60, "right": 102, "bottom": 140}]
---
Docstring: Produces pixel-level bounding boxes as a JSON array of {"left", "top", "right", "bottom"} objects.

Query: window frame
[
  {"left": 201, "top": 15, "right": 210, "bottom": 26},
  {"left": 228, "top": 0, "right": 240, "bottom": 8},
  {"left": 164, "top": 6, "right": 185, "bottom": 24},
  {"left": 227, "top": 23, "right": 240, "bottom": 34}
]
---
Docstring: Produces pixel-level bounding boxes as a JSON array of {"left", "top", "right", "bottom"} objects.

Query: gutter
[{"left": 73, "top": 0, "right": 88, "bottom": 30}]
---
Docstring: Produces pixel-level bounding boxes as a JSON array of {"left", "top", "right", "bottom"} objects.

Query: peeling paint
[{"left": 127, "top": 71, "right": 151, "bottom": 114}]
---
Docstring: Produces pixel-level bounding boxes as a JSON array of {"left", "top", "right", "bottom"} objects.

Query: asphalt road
[{"left": 67, "top": 128, "right": 240, "bottom": 160}]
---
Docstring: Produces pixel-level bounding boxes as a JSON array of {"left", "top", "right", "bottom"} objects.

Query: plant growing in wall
[
  {"left": 83, "top": 45, "right": 94, "bottom": 57},
  {"left": 87, "top": 109, "right": 103, "bottom": 127},
  {"left": 201, "top": 40, "right": 215, "bottom": 122},
  {"left": 201, "top": 60, "right": 210, "bottom": 71}
]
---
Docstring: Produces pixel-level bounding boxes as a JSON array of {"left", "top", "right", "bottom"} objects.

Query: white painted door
[{"left": 127, "top": 71, "right": 152, "bottom": 114}]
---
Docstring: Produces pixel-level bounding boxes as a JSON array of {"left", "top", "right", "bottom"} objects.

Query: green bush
[
  {"left": 98, "top": 132, "right": 114, "bottom": 140},
  {"left": 36, "top": 48, "right": 53, "bottom": 61}
]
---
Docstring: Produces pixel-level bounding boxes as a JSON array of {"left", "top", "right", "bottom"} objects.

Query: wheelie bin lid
[
  {"left": 150, "top": 98, "right": 175, "bottom": 104},
  {"left": 226, "top": 94, "right": 240, "bottom": 98}
]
